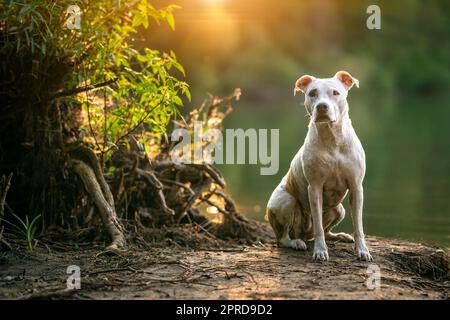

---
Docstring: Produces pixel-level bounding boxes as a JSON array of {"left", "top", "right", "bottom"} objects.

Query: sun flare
[{"left": 200, "top": 0, "right": 226, "bottom": 8}]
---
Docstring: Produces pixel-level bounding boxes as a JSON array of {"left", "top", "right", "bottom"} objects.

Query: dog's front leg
[
  {"left": 308, "top": 185, "right": 328, "bottom": 261},
  {"left": 349, "top": 185, "right": 373, "bottom": 261}
]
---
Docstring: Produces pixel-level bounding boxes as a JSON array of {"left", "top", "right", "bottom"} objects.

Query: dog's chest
[{"left": 320, "top": 152, "right": 355, "bottom": 207}]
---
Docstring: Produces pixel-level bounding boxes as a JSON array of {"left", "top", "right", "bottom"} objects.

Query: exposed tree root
[
  {"left": 207, "top": 190, "right": 273, "bottom": 243},
  {"left": 0, "top": 173, "right": 13, "bottom": 251},
  {"left": 0, "top": 173, "right": 13, "bottom": 220},
  {"left": 135, "top": 168, "right": 175, "bottom": 217},
  {"left": 104, "top": 90, "right": 272, "bottom": 245},
  {"left": 391, "top": 249, "right": 450, "bottom": 280},
  {"left": 69, "top": 159, "right": 125, "bottom": 250},
  {"left": 1, "top": 89, "right": 270, "bottom": 249}
]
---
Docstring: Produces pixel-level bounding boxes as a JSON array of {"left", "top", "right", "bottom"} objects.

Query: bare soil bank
[{"left": 0, "top": 235, "right": 449, "bottom": 300}]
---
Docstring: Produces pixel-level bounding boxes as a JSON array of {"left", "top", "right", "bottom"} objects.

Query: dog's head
[{"left": 294, "top": 71, "right": 359, "bottom": 124}]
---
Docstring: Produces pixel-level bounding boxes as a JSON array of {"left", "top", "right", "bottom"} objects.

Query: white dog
[{"left": 266, "top": 71, "right": 372, "bottom": 262}]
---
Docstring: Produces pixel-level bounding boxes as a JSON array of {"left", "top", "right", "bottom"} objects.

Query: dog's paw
[
  {"left": 326, "top": 232, "right": 354, "bottom": 243},
  {"left": 312, "top": 245, "right": 329, "bottom": 261},
  {"left": 289, "top": 239, "right": 307, "bottom": 251},
  {"left": 313, "top": 249, "right": 329, "bottom": 261},
  {"left": 356, "top": 247, "right": 373, "bottom": 262}
]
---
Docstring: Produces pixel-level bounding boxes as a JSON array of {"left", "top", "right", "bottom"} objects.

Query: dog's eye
[
  {"left": 308, "top": 90, "right": 317, "bottom": 98},
  {"left": 333, "top": 90, "right": 340, "bottom": 96}
]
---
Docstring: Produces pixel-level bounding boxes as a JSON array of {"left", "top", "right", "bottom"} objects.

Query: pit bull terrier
[{"left": 266, "top": 71, "right": 372, "bottom": 261}]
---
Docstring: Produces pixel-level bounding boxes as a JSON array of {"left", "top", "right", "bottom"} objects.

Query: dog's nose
[{"left": 316, "top": 103, "right": 329, "bottom": 113}]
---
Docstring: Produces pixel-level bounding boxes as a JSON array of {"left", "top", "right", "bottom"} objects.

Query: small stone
[{"left": 4, "top": 276, "right": 13, "bottom": 281}]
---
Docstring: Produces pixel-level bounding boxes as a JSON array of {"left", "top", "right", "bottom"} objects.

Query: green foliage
[
  {"left": 1, "top": 213, "right": 42, "bottom": 251},
  {"left": 0, "top": 0, "right": 189, "bottom": 159}
]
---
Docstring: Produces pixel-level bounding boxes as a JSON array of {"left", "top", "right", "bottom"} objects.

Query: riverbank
[{"left": 0, "top": 232, "right": 448, "bottom": 300}]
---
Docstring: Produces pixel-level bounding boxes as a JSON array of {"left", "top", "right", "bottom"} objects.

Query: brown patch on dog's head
[
  {"left": 334, "top": 71, "right": 359, "bottom": 90},
  {"left": 294, "top": 75, "right": 315, "bottom": 95}
]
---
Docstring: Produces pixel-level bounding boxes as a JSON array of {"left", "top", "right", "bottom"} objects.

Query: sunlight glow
[
  {"left": 206, "top": 206, "right": 219, "bottom": 214},
  {"left": 200, "top": 0, "right": 226, "bottom": 7}
]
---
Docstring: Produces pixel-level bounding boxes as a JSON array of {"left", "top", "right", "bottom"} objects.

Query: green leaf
[
  {"left": 172, "top": 95, "right": 183, "bottom": 106},
  {"left": 132, "top": 13, "right": 144, "bottom": 28},
  {"left": 166, "top": 12, "right": 175, "bottom": 30},
  {"left": 142, "top": 13, "right": 149, "bottom": 29},
  {"left": 182, "top": 86, "right": 191, "bottom": 101}
]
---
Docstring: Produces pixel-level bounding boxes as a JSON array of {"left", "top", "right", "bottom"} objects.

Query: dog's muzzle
[{"left": 314, "top": 103, "right": 334, "bottom": 122}]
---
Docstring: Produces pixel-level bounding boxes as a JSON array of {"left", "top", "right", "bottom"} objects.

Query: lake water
[{"left": 217, "top": 92, "right": 450, "bottom": 247}]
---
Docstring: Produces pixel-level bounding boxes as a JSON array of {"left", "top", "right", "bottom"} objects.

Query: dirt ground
[{"left": 0, "top": 234, "right": 449, "bottom": 300}]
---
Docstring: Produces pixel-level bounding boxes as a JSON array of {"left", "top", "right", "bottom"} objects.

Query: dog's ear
[
  {"left": 294, "top": 75, "right": 314, "bottom": 96},
  {"left": 334, "top": 71, "right": 359, "bottom": 90}
]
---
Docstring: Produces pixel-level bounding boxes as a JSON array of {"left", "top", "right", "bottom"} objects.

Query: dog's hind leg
[
  {"left": 323, "top": 204, "right": 354, "bottom": 243},
  {"left": 267, "top": 189, "right": 307, "bottom": 250}
]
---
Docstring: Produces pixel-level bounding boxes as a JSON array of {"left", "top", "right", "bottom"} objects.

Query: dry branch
[{"left": 52, "top": 78, "right": 118, "bottom": 100}]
